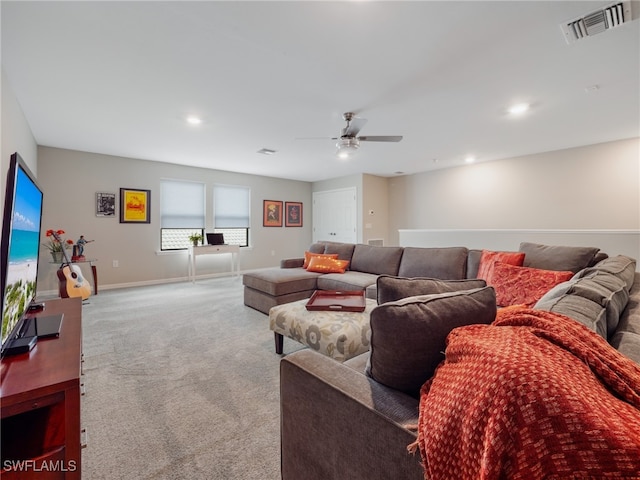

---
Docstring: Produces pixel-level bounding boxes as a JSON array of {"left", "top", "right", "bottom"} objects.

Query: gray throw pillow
[
  {"left": 518, "top": 242, "right": 600, "bottom": 273},
  {"left": 366, "top": 287, "right": 497, "bottom": 397},
  {"left": 377, "top": 275, "right": 486, "bottom": 305}
]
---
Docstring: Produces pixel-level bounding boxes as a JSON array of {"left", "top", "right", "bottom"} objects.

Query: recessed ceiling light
[
  {"left": 508, "top": 103, "right": 529, "bottom": 115},
  {"left": 465, "top": 156, "right": 476, "bottom": 164},
  {"left": 186, "top": 116, "right": 202, "bottom": 125}
]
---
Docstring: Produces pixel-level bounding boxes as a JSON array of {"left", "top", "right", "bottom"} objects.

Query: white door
[{"left": 312, "top": 187, "right": 357, "bottom": 243}]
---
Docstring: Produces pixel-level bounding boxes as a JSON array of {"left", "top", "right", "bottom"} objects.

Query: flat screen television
[{"left": 1, "top": 152, "right": 44, "bottom": 355}]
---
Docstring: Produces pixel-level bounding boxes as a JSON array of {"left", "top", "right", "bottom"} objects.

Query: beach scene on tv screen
[{"left": 2, "top": 168, "right": 42, "bottom": 344}]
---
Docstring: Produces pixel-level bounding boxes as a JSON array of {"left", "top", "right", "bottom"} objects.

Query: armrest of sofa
[
  {"left": 280, "top": 349, "right": 424, "bottom": 480},
  {"left": 280, "top": 257, "right": 304, "bottom": 268}
]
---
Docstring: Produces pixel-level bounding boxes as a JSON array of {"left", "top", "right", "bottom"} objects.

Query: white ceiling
[{"left": 2, "top": 1, "right": 639, "bottom": 182}]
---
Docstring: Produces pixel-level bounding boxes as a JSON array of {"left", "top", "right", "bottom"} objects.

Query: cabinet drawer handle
[{"left": 81, "top": 428, "right": 88, "bottom": 448}]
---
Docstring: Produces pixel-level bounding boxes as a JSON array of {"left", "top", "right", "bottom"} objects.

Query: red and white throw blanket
[{"left": 416, "top": 306, "right": 640, "bottom": 480}]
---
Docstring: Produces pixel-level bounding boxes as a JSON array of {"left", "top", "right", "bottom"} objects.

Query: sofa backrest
[
  {"left": 466, "top": 250, "right": 482, "bottom": 279},
  {"left": 398, "top": 247, "right": 468, "bottom": 280},
  {"left": 321, "top": 242, "right": 356, "bottom": 263},
  {"left": 351, "top": 244, "right": 404, "bottom": 276}
]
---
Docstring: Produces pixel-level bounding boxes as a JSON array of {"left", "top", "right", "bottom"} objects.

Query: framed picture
[
  {"left": 96, "top": 192, "right": 116, "bottom": 217},
  {"left": 285, "top": 202, "right": 303, "bottom": 227},
  {"left": 263, "top": 200, "right": 283, "bottom": 227},
  {"left": 120, "top": 188, "right": 151, "bottom": 223}
]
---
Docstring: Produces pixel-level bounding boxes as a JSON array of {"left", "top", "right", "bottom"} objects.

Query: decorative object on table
[
  {"left": 305, "top": 290, "right": 366, "bottom": 312},
  {"left": 49, "top": 230, "right": 91, "bottom": 300},
  {"left": 263, "top": 200, "right": 283, "bottom": 227},
  {"left": 285, "top": 201, "right": 303, "bottom": 227},
  {"left": 119, "top": 188, "right": 150, "bottom": 223},
  {"left": 96, "top": 192, "right": 116, "bottom": 217},
  {"left": 72, "top": 235, "right": 94, "bottom": 262},
  {"left": 43, "top": 229, "right": 74, "bottom": 263},
  {"left": 188, "top": 233, "right": 204, "bottom": 246}
]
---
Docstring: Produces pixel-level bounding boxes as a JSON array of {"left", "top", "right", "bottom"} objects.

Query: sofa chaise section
[{"left": 243, "top": 267, "right": 322, "bottom": 314}]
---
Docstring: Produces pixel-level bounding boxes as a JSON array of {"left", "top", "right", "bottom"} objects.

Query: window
[
  {"left": 160, "top": 180, "right": 205, "bottom": 250},
  {"left": 213, "top": 184, "right": 250, "bottom": 247}
]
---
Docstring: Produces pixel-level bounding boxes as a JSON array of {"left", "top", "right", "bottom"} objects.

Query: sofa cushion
[
  {"left": 308, "top": 242, "right": 326, "bottom": 254},
  {"left": 477, "top": 250, "right": 525, "bottom": 283},
  {"left": 574, "top": 255, "right": 637, "bottom": 291},
  {"left": 303, "top": 251, "right": 338, "bottom": 269},
  {"left": 306, "top": 256, "right": 350, "bottom": 274},
  {"left": 491, "top": 262, "right": 573, "bottom": 307},
  {"left": 610, "top": 273, "right": 640, "bottom": 364},
  {"left": 568, "top": 271, "right": 629, "bottom": 336},
  {"left": 397, "top": 247, "right": 468, "bottom": 280},
  {"left": 316, "top": 271, "right": 378, "bottom": 292},
  {"left": 350, "top": 244, "right": 404, "bottom": 276},
  {"left": 322, "top": 242, "right": 356, "bottom": 263},
  {"left": 533, "top": 270, "right": 631, "bottom": 339},
  {"left": 376, "top": 275, "right": 486, "bottom": 305},
  {"left": 466, "top": 249, "right": 482, "bottom": 279},
  {"left": 518, "top": 242, "right": 600, "bottom": 273},
  {"left": 242, "top": 268, "right": 321, "bottom": 296},
  {"left": 535, "top": 283, "right": 608, "bottom": 338},
  {"left": 366, "top": 286, "right": 497, "bottom": 397}
]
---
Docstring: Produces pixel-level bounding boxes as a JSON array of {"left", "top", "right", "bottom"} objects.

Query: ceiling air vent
[{"left": 560, "top": 1, "right": 634, "bottom": 44}]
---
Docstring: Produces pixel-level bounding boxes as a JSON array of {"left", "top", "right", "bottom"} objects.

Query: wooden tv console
[{"left": 1, "top": 297, "right": 83, "bottom": 479}]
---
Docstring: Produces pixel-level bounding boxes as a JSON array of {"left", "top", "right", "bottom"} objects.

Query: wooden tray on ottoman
[{"left": 305, "top": 290, "right": 366, "bottom": 312}]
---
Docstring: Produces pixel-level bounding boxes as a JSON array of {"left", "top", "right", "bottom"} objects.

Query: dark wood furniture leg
[
  {"left": 275, "top": 332, "right": 284, "bottom": 354},
  {"left": 91, "top": 264, "right": 98, "bottom": 294}
]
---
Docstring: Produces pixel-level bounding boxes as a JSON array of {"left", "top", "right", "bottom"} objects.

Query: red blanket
[{"left": 416, "top": 306, "right": 640, "bottom": 480}]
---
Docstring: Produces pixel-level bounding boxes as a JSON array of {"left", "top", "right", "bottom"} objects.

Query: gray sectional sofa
[
  {"left": 242, "top": 241, "right": 640, "bottom": 480},
  {"left": 243, "top": 242, "right": 487, "bottom": 314}
]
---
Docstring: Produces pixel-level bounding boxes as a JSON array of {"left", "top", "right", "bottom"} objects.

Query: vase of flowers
[{"left": 43, "top": 229, "right": 74, "bottom": 262}]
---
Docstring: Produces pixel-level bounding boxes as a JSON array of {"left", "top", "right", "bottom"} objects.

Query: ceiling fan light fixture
[{"left": 335, "top": 138, "right": 360, "bottom": 159}]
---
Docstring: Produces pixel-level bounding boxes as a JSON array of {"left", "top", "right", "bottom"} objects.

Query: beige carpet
[{"left": 80, "top": 276, "right": 302, "bottom": 479}]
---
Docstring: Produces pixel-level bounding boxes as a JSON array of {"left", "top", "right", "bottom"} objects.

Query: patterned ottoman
[{"left": 269, "top": 298, "right": 377, "bottom": 362}]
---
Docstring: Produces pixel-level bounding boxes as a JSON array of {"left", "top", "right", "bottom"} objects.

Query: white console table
[{"left": 187, "top": 244, "right": 240, "bottom": 282}]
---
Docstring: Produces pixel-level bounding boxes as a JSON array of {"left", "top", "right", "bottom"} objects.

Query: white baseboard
[{"left": 39, "top": 270, "right": 241, "bottom": 297}]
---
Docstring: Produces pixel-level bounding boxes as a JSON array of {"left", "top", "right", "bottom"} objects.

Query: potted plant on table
[
  {"left": 188, "top": 233, "right": 204, "bottom": 247},
  {"left": 43, "top": 229, "right": 74, "bottom": 263}
]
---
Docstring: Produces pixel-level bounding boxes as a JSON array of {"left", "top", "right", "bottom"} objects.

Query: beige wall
[
  {"left": 1, "top": 69, "right": 38, "bottom": 214},
  {"left": 36, "top": 147, "right": 313, "bottom": 292},
  {"left": 362, "top": 174, "right": 389, "bottom": 245},
  {"left": 388, "top": 138, "right": 640, "bottom": 245}
]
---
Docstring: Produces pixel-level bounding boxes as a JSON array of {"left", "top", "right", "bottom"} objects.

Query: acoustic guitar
[{"left": 51, "top": 231, "right": 92, "bottom": 300}]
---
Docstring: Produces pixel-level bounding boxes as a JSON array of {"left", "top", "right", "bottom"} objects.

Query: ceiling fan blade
[
  {"left": 357, "top": 135, "right": 403, "bottom": 142},
  {"left": 344, "top": 116, "right": 368, "bottom": 137}
]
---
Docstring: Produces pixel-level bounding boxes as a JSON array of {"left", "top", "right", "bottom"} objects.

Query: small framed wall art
[
  {"left": 263, "top": 200, "right": 283, "bottom": 227},
  {"left": 285, "top": 201, "right": 303, "bottom": 227},
  {"left": 120, "top": 188, "right": 151, "bottom": 224},
  {"left": 96, "top": 192, "right": 116, "bottom": 217}
]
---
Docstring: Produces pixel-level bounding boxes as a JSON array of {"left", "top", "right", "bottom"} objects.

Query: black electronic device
[
  {"left": 3, "top": 335, "right": 37, "bottom": 355},
  {"left": 206, "top": 233, "right": 226, "bottom": 245},
  {"left": 20, "top": 313, "right": 64, "bottom": 339},
  {"left": 1, "top": 152, "right": 45, "bottom": 356}
]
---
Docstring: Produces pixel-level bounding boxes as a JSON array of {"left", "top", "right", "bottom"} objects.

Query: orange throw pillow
[
  {"left": 306, "top": 256, "right": 350, "bottom": 274},
  {"left": 303, "top": 251, "right": 338, "bottom": 269},
  {"left": 492, "top": 262, "right": 574, "bottom": 307},
  {"left": 477, "top": 250, "right": 525, "bottom": 284}
]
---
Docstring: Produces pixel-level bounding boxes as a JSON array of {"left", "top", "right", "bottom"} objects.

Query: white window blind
[
  {"left": 160, "top": 180, "right": 205, "bottom": 228},
  {"left": 213, "top": 185, "right": 250, "bottom": 228}
]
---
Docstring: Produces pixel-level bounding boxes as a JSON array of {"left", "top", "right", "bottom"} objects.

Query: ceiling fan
[{"left": 304, "top": 112, "right": 403, "bottom": 159}]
